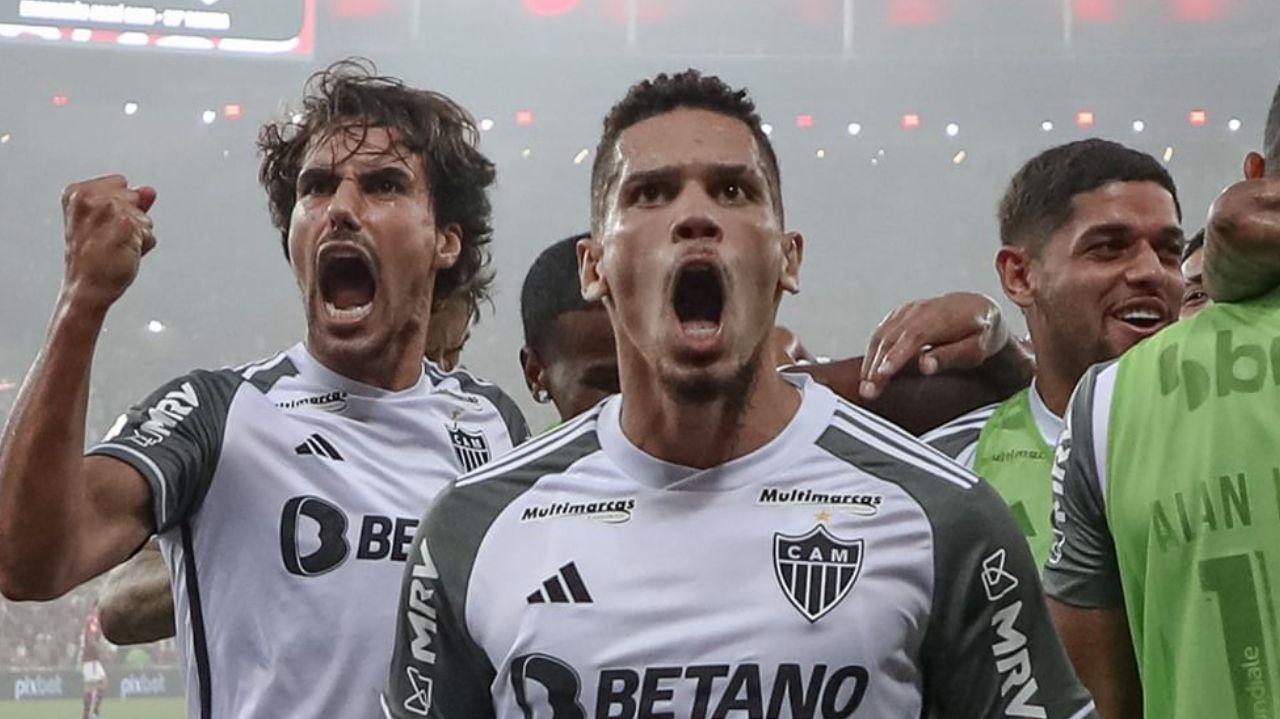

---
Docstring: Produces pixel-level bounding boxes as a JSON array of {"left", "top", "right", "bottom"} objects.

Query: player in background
[
  {"left": 1044, "top": 82, "right": 1280, "bottom": 719},
  {"left": 1179, "top": 229, "right": 1210, "bottom": 318},
  {"left": 384, "top": 69, "right": 1093, "bottom": 719},
  {"left": 81, "top": 605, "right": 109, "bottom": 719},
  {"left": 0, "top": 60, "right": 526, "bottom": 719},
  {"left": 520, "top": 234, "right": 1034, "bottom": 427},
  {"left": 920, "top": 140, "right": 1185, "bottom": 565}
]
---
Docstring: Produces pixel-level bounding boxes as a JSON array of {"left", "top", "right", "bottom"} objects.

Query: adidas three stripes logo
[
  {"left": 294, "top": 433, "right": 344, "bottom": 461},
  {"left": 527, "top": 562, "right": 593, "bottom": 604}
]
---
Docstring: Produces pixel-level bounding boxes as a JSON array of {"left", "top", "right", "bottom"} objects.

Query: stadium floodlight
[
  {"left": 202, "top": 110, "right": 217, "bottom": 125},
  {"left": 847, "top": 122, "right": 862, "bottom": 136},
  {"left": 1163, "top": 146, "right": 1175, "bottom": 163},
  {"left": 1228, "top": 118, "right": 1242, "bottom": 132},
  {"left": 952, "top": 150, "right": 967, "bottom": 165},
  {"left": 815, "top": 149, "right": 826, "bottom": 159},
  {"left": 124, "top": 102, "right": 139, "bottom": 116},
  {"left": 479, "top": 118, "right": 495, "bottom": 131},
  {"left": 573, "top": 149, "right": 589, "bottom": 165},
  {"left": 1041, "top": 120, "right": 1054, "bottom": 132},
  {"left": 521, "top": 148, "right": 532, "bottom": 159},
  {"left": 945, "top": 122, "right": 959, "bottom": 137},
  {"left": 1132, "top": 120, "right": 1146, "bottom": 133},
  {"left": 147, "top": 320, "right": 166, "bottom": 334}
]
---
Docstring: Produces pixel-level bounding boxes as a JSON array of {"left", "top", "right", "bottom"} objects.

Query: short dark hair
[
  {"left": 590, "top": 69, "right": 783, "bottom": 232},
  {"left": 1182, "top": 228, "right": 1205, "bottom": 263},
  {"left": 1265, "top": 81, "right": 1280, "bottom": 175},
  {"left": 258, "top": 58, "right": 496, "bottom": 308},
  {"left": 520, "top": 233, "right": 594, "bottom": 357},
  {"left": 998, "top": 138, "right": 1182, "bottom": 253}
]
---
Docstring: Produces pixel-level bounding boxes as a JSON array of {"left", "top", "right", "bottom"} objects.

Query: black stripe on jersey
[
  {"left": 560, "top": 562, "right": 593, "bottom": 603},
  {"left": 427, "top": 363, "right": 532, "bottom": 444},
  {"left": 542, "top": 576, "right": 569, "bottom": 602},
  {"left": 241, "top": 355, "right": 299, "bottom": 393},
  {"left": 833, "top": 407, "right": 976, "bottom": 488},
  {"left": 924, "top": 425, "right": 983, "bottom": 461},
  {"left": 311, "top": 435, "right": 343, "bottom": 461},
  {"left": 181, "top": 522, "right": 213, "bottom": 719}
]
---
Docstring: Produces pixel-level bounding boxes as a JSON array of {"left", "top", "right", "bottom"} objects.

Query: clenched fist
[{"left": 60, "top": 175, "right": 157, "bottom": 311}]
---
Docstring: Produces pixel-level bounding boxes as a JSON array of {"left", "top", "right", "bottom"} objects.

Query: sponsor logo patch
[
  {"left": 520, "top": 498, "right": 636, "bottom": 524},
  {"left": 758, "top": 487, "right": 882, "bottom": 516},
  {"left": 275, "top": 391, "right": 348, "bottom": 413}
]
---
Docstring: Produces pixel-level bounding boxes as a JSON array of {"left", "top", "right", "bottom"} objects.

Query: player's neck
[
  {"left": 618, "top": 357, "right": 803, "bottom": 470},
  {"left": 305, "top": 335, "right": 424, "bottom": 391},
  {"left": 1030, "top": 357, "right": 1077, "bottom": 418}
]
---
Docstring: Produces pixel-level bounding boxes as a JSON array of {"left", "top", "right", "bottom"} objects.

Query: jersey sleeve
[
  {"left": 1042, "top": 363, "right": 1124, "bottom": 608},
  {"left": 384, "top": 488, "right": 496, "bottom": 719},
  {"left": 921, "top": 479, "right": 1097, "bottom": 719},
  {"left": 88, "top": 369, "right": 242, "bottom": 533}
]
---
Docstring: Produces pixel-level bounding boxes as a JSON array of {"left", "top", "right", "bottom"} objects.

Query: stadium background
[{"left": 0, "top": 1, "right": 1276, "bottom": 715}]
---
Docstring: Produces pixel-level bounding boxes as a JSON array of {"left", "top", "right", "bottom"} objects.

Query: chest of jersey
[{"left": 466, "top": 461, "right": 937, "bottom": 719}]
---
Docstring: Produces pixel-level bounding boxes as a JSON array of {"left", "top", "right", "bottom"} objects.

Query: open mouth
[
  {"left": 672, "top": 262, "right": 725, "bottom": 338},
  {"left": 318, "top": 246, "right": 377, "bottom": 322},
  {"left": 1113, "top": 303, "right": 1168, "bottom": 333}
]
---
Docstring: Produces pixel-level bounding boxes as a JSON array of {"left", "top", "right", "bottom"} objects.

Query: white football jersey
[
  {"left": 92, "top": 343, "right": 528, "bottom": 719},
  {"left": 383, "top": 374, "right": 1095, "bottom": 719}
]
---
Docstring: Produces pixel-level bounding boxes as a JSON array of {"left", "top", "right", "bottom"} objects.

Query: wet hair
[
  {"left": 258, "top": 58, "right": 495, "bottom": 307},
  {"left": 1266, "top": 80, "right": 1280, "bottom": 175},
  {"left": 590, "top": 69, "right": 783, "bottom": 231},
  {"left": 520, "top": 233, "right": 595, "bottom": 357},
  {"left": 998, "top": 138, "right": 1181, "bottom": 254},
  {"left": 1182, "top": 228, "right": 1205, "bottom": 264}
]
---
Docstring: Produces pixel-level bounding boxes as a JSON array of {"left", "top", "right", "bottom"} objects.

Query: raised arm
[
  {"left": 1204, "top": 176, "right": 1280, "bottom": 303},
  {"left": 99, "top": 539, "right": 175, "bottom": 645},
  {"left": 0, "top": 176, "right": 157, "bottom": 600}
]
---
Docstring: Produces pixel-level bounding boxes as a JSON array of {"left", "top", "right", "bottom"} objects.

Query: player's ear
[
  {"left": 434, "top": 223, "right": 463, "bottom": 270},
  {"left": 995, "top": 245, "right": 1034, "bottom": 310},
  {"left": 1244, "top": 152, "right": 1267, "bottom": 180},
  {"left": 579, "top": 236, "right": 608, "bottom": 302},
  {"left": 779, "top": 231, "right": 803, "bottom": 295},
  {"left": 519, "top": 346, "right": 547, "bottom": 402}
]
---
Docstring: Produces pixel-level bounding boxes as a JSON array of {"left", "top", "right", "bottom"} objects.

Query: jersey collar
[{"left": 1028, "top": 379, "right": 1064, "bottom": 448}]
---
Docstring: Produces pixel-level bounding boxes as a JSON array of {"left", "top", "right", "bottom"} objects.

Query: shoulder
[
  {"left": 427, "top": 362, "right": 531, "bottom": 442},
  {"left": 449, "top": 404, "right": 604, "bottom": 496},
  {"left": 918, "top": 399, "right": 1003, "bottom": 460},
  {"left": 821, "top": 398, "right": 982, "bottom": 494}
]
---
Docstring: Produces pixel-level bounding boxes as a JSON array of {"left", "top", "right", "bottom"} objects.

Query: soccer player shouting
[
  {"left": 0, "top": 60, "right": 526, "bottom": 718},
  {"left": 384, "top": 70, "right": 1093, "bottom": 719}
]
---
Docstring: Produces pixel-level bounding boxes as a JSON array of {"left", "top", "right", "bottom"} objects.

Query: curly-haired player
[{"left": 0, "top": 59, "right": 527, "bottom": 719}]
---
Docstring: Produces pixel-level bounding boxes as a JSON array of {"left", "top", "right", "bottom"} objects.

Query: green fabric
[
  {"left": 1108, "top": 291, "right": 1280, "bottom": 719},
  {"left": 972, "top": 389, "right": 1055, "bottom": 567}
]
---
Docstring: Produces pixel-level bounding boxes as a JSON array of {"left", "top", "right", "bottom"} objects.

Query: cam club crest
[
  {"left": 773, "top": 525, "right": 864, "bottom": 623},
  {"left": 448, "top": 425, "right": 491, "bottom": 473}
]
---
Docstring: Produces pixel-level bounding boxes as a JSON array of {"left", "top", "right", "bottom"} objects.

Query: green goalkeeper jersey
[
  {"left": 924, "top": 387, "right": 1058, "bottom": 567},
  {"left": 1044, "top": 291, "right": 1280, "bottom": 719}
]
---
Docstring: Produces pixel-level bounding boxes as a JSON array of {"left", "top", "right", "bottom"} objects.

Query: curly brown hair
[
  {"left": 258, "top": 58, "right": 495, "bottom": 307},
  {"left": 590, "top": 69, "right": 784, "bottom": 232}
]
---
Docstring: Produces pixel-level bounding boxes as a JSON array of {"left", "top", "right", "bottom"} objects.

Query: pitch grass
[{"left": 0, "top": 697, "right": 185, "bottom": 718}]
